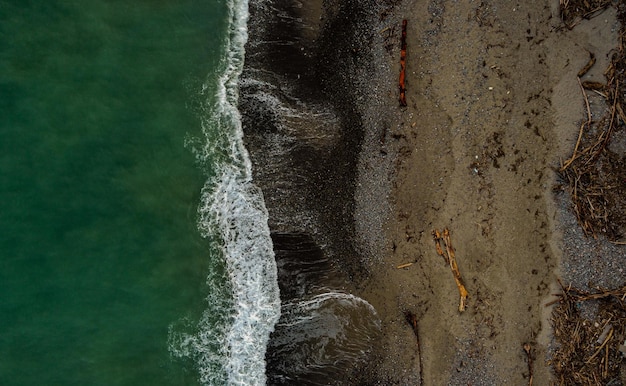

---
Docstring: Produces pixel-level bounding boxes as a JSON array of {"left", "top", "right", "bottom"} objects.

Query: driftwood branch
[
  {"left": 399, "top": 19, "right": 407, "bottom": 107},
  {"left": 432, "top": 229, "right": 447, "bottom": 264},
  {"left": 432, "top": 228, "right": 469, "bottom": 312}
]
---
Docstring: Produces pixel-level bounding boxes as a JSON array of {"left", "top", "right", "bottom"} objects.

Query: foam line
[{"left": 172, "top": 0, "right": 281, "bottom": 384}]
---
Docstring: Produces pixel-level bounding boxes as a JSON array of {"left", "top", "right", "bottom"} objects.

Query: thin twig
[{"left": 561, "top": 77, "right": 592, "bottom": 171}]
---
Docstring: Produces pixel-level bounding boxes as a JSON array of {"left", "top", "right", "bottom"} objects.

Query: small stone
[{"left": 619, "top": 342, "right": 626, "bottom": 357}]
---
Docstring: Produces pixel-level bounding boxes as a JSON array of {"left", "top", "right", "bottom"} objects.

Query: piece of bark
[{"left": 399, "top": 19, "right": 407, "bottom": 107}]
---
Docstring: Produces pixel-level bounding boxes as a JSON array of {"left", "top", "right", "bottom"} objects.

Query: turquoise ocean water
[{"left": 0, "top": 1, "right": 279, "bottom": 385}]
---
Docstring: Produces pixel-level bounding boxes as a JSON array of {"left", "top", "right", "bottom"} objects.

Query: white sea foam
[
  {"left": 170, "top": 0, "right": 281, "bottom": 384},
  {"left": 196, "top": 167, "right": 280, "bottom": 386}
]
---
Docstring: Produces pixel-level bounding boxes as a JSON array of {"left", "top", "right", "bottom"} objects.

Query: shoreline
[
  {"left": 240, "top": 0, "right": 385, "bottom": 383},
  {"left": 240, "top": 0, "right": 626, "bottom": 384}
]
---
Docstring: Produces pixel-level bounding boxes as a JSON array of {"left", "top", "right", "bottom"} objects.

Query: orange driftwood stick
[
  {"left": 433, "top": 228, "right": 469, "bottom": 312},
  {"left": 443, "top": 229, "right": 469, "bottom": 312},
  {"left": 432, "top": 229, "right": 447, "bottom": 264},
  {"left": 399, "top": 19, "right": 407, "bottom": 107}
]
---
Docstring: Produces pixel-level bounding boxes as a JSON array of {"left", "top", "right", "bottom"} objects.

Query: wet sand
[{"left": 241, "top": 0, "right": 626, "bottom": 384}]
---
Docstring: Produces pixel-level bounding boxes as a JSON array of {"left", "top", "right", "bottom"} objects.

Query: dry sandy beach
[
  {"left": 356, "top": 0, "right": 626, "bottom": 384},
  {"left": 242, "top": 0, "right": 626, "bottom": 384}
]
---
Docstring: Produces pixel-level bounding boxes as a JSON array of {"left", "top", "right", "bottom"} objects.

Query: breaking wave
[{"left": 169, "top": 0, "right": 281, "bottom": 384}]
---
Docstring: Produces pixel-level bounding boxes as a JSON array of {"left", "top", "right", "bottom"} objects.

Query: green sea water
[{"left": 0, "top": 1, "right": 232, "bottom": 384}]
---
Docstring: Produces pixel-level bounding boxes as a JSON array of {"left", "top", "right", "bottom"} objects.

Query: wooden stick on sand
[
  {"left": 399, "top": 19, "right": 407, "bottom": 107},
  {"left": 432, "top": 228, "right": 469, "bottom": 312}
]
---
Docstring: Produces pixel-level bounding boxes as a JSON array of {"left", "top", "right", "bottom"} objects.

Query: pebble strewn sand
[{"left": 351, "top": 0, "right": 625, "bottom": 384}]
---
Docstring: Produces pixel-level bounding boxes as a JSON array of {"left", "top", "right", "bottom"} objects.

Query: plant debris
[
  {"left": 560, "top": 0, "right": 613, "bottom": 28},
  {"left": 558, "top": 2, "right": 626, "bottom": 242},
  {"left": 550, "top": 4, "right": 626, "bottom": 384},
  {"left": 549, "top": 281, "right": 626, "bottom": 385}
]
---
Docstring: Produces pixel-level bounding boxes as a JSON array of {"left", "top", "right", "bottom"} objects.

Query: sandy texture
[
  {"left": 355, "top": 1, "right": 625, "bottom": 384},
  {"left": 241, "top": 0, "right": 626, "bottom": 383}
]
